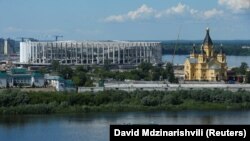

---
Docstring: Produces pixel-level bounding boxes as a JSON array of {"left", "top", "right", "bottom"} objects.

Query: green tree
[
  {"left": 85, "top": 80, "right": 94, "bottom": 87},
  {"left": 75, "top": 65, "right": 87, "bottom": 73},
  {"left": 104, "top": 60, "right": 111, "bottom": 71},
  {"left": 239, "top": 62, "right": 248, "bottom": 75},
  {"left": 138, "top": 62, "right": 152, "bottom": 72},
  {"left": 72, "top": 72, "right": 87, "bottom": 86},
  {"left": 114, "top": 72, "right": 126, "bottom": 81},
  {"left": 165, "top": 62, "right": 177, "bottom": 83},
  {"left": 246, "top": 71, "right": 250, "bottom": 84},
  {"left": 51, "top": 60, "right": 60, "bottom": 72},
  {"left": 38, "top": 67, "right": 49, "bottom": 74},
  {"left": 151, "top": 67, "right": 161, "bottom": 81},
  {"left": 166, "top": 62, "right": 174, "bottom": 75},
  {"left": 168, "top": 73, "right": 176, "bottom": 83},
  {"left": 6, "top": 82, "right": 9, "bottom": 88},
  {"left": 32, "top": 82, "right": 35, "bottom": 88},
  {"left": 59, "top": 66, "right": 73, "bottom": 79}
]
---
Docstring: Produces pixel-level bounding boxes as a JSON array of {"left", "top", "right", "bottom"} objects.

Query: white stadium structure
[{"left": 20, "top": 40, "right": 162, "bottom": 66}]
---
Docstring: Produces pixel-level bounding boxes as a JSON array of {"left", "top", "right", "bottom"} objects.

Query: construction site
[{"left": 19, "top": 40, "right": 162, "bottom": 66}]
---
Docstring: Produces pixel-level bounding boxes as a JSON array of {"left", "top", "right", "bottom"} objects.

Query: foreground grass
[{"left": 1, "top": 89, "right": 250, "bottom": 114}]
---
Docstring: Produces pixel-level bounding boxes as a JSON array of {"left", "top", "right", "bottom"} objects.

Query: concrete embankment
[{"left": 78, "top": 83, "right": 250, "bottom": 93}]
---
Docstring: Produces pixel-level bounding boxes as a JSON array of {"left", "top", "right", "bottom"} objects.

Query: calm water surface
[
  {"left": 162, "top": 55, "right": 250, "bottom": 67},
  {"left": 0, "top": 111, "right": 250, "bottom": 141}
]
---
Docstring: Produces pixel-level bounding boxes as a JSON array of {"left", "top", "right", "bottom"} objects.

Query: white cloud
[
  {"left": 127, "top": 4, "right": 154, "bottom": 20},
  {"left": 168, "top": 3, "right": 187, "bottom": 14},
  {"left": 104, "top": 3, "right": 224, "bottom": 22},
  {"left": 156, "top": 3, "right": 188, "bottom": 18},
  {"left": 203, "top": 9, "right": 224, "bottom": 19},
  {"left": 189, "top": 8, "right": 223, "bottom": 19},
  {"left": 218, "top": 0, "right": 250, "bottom": 12},
  {"left": 104, "top": 4, "right": 154, "bottom": 22},
  {"left": 190, "top": 9, "right": 199, "bottom": 15},
  {"left": 3, "top": 26, "right": 23, "bottom": 33},
  {"left": 105, "top": 15, "right": 125, "bottom": 23}
]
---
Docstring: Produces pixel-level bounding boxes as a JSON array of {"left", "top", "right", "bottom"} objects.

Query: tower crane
[
  {"left": 54, "top": 35, "right": 63, "bottom": 41},
  {"left": 172, "top": 26, "right": 182, "bottom": 65}
]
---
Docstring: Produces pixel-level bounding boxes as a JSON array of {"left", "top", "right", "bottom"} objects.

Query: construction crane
[
  {"left": 17, "top": 37, "right": 28, "bottom": 42},
  {"left": 172, "top": 26, "right": 182, "bottom": 64},
  {"left": 17, "top": 37, "right": 38, "bottom": 42},
  {"left": 54, "top": 35, "right": 63, "bottom": 41}
]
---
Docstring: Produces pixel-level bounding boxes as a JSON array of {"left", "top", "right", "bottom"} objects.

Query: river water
[
  {"left": 1, "top": 111, "right": 250, "bottom": 141},
  {"left": 162, "top": 55, "right": 250, "bottom": 67}
]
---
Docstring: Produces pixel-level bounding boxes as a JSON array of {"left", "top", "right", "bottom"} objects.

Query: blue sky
[{"left": 0, "top": 0, "right": 249, "bottom": 40}]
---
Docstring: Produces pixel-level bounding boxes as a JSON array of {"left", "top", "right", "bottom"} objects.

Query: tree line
[
  {"left": 1, "top": 89, "right": 250, "bottom": 114},
  {"left": 41, "top": 61, "right": 178, "bottom": 87},
  {"left": 162, "top": 41, "right": 250, "bottom": 56},
  {"left": 231, "top": 62, "right": 250, "bottom": 83}
]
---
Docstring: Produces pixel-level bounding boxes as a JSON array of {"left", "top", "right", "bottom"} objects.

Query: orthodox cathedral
[{"left": 184, "top": 28, "right": 227, "bottom": 81}]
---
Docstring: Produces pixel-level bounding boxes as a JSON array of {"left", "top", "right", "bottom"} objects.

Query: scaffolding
[{"left": 20, "top": 41, "right": 162, "bottom": 65}]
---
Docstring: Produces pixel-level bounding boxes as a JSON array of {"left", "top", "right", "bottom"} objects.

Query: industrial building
[{"left": 20, "top": 41, "right": 162, "bottom": 65}]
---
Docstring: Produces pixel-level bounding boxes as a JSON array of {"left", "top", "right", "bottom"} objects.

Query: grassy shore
[{"left": 1, "top": 89, "right": 250, "bottom": 114}]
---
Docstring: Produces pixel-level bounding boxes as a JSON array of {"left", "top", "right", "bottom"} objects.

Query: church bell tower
[{"left": 203, "top": 28, "right": 214, "bottom": 57}]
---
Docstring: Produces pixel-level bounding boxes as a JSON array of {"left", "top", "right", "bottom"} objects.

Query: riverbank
[{"left": 1, "top": 89, "right": 250, "bottom": 114}]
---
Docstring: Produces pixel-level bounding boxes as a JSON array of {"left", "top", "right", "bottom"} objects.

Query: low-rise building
[
  {"left": 0, "top": 72, "right": 8, "bottom": 88},
  {"left": 31, "top": 73, "right": 45, "bottom": 87},
  {"left": 0, "top": 68, "right": 44, "bottom": 88},
  {"left": 10, "top": 68, "right": 31, "bottom": 87},
  {"left": 45, "top": 75, "right": 76, "bottom": 92},
  {"left": 0, "top": 68, "right": 76, "bottom": 91}
]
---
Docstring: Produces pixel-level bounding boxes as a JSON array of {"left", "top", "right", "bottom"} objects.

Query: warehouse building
[{"left": 20, "top": 41, "right": 162, "bottom": 65}]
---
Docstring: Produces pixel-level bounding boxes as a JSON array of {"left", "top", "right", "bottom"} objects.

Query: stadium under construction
[{"left": 19, "top": 41, "right": 162, "bottom": 66}]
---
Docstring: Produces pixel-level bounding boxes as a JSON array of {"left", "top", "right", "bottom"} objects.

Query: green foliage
[
  {"left": 59, "top": 66, "right": 73, "bottom": 79},
  {"left": 1, "top": 89, "right": 250, "bottom": 115},
  {"left": 231, "top": 62, "right": 249, "bottom": 76},
  {"left": 49, "top": 61, "right": 178, "bottom": 85},
  {"left": 72, "top": 72, "right": 87, "bottom": 86},
  {"left": 165, "top": 62, "right": 178, "bottom": 83},
  {"left": 141, "top": 95, "right": 161, "bottom": 106},
  {"left": 75, "top": 65, "right": 88, "bottom": 73},
  {"left": 38, "top": 67, "right": 49, "bottom": 74},
  {"left": 138, "top": 62, "right": 153, "bottom": 72},
  {"left": 6, "top": 82, "right": 9, "bottom": 88},
  {"left": 0, "top": 90, "right": 30, "bottom": 107},
  {"left": 86, "top": 62, "right": 177, "bottom": 82},
  {"left": 51, "top": 60, "right": 60, "bottom": 72},
  {"left": 239, "top": 62, "right": 248, "bottom": 75},
  {"left": 104, "top": 60, "right": 111, "bottom": 71},
  {"left": 32, "top": 83, "right": 35, "bottom": 88},
  {"left": 246, "top": 72, "right": 250, "bottom": 84},
  {"left": 84, "top": 80, "right": 94, "bottom": 87},
  {"left": 163, "top": 94, "right": 183, "bottom": 105}
]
